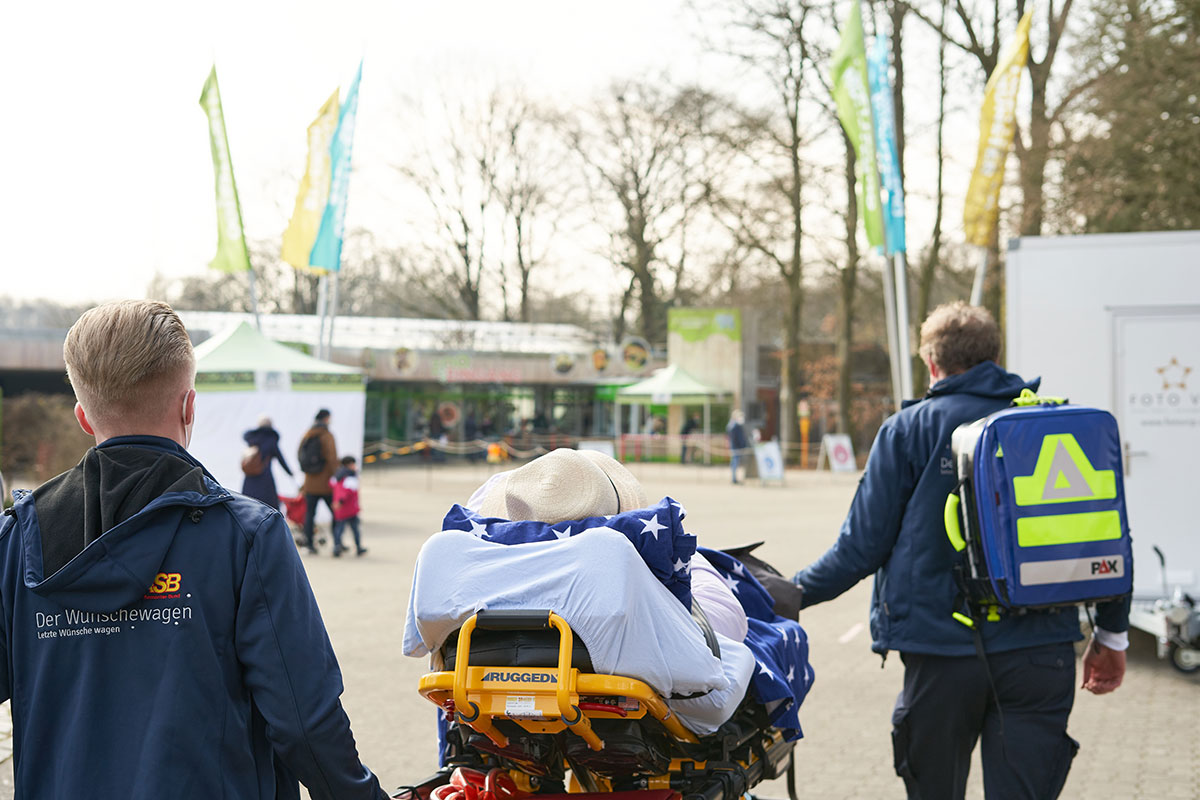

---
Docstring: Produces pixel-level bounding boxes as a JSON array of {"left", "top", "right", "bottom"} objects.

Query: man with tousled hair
[
  {"left": 0, "top": 300, "right": 388, "bottom": 799},
  {"left": 793, "top": 302, "right": 1129, "bottom": 800}
]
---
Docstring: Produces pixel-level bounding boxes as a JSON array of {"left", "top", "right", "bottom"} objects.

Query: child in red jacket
[{"left": 330, "top": 456, "right": 366, "bottom": 557}]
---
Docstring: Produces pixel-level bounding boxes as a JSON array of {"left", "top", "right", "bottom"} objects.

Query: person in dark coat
[
  {"left": 726, "top": 410, "right": 750, "bottom": 484},
  {"left": 241, "top": 415, "right": 293, "bottom": 510},
  {"left": 793, "top": 302, "right": 1129, "bottom": 800}
]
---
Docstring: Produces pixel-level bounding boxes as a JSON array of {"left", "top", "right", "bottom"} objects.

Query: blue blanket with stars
[
  {"left": 697, "top": 547, "right": 814, "bottom": 740},
  {"left": 440, "top": 497, "right": 814, "bottom": 740}
]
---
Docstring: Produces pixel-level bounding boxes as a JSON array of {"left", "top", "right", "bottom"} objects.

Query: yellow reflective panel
[{"left": 1016, "top": 510, "right": 1122, "bottom": 547}]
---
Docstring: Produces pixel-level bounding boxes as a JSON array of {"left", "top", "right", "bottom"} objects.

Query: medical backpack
[{"left": 944, "top": 389, "right": 1133, "bottom": 618}]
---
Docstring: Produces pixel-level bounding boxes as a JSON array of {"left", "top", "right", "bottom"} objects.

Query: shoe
[
  {"left": 333, "top": 548, "right": 344, "bottom": 558},
  {"left": 356, "top": 548, "right": 368, "bottom": 557},
  {"left": 305, "top": 547, "right": 318, "bottom": 556}
]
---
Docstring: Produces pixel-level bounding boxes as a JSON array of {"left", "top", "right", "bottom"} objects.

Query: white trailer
[{"left": 1006, "top": 231, "right": 1200, "bottom": 670}]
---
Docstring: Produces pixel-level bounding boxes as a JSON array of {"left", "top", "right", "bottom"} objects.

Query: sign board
[
  {"left": 753, "top": 441, "right": 785, "bottom": 484},
  {"left": 577, "top": 440, "right": 616, "bottom": 459},
  {"left": 819, "top": 434, "right": 857, "bottom": 472}
]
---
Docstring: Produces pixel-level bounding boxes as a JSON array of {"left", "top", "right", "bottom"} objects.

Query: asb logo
[
  {"left": 480, "top": 671, "right": 557, "bottom": 684},
  {"left": 147, "top": 573, "right": 182, "bottom": 594},
  {"left": 1012, "top": 434, "right": 1116, "bottom": 506}
]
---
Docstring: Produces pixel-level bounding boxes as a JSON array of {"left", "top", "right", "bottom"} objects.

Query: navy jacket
[
  {"left": 795, "top": 362, "right": 1130, "bottom": 657},
  {"left": 0, "top": 436, "right": 386, "bottom": 800},
  {"left": 242, "top": 425, "right": 293, "bottom": 510}
]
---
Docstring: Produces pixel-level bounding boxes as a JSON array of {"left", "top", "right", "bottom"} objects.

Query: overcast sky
[
  {"left": 0, "top": 0, "right": 713, "bottom": 305},
  {"left": 1, "top": 0, "right": 990, "bottom": 312}
]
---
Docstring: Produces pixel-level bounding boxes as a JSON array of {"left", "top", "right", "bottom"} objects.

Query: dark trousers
[
  {"left": 892, "top": 642, "right": 1079, "bottom": 800},
  {"left": 332, "top": 516, "right": 362, "bottom": 553},
  {"left": 302, "top": 493, "right": 334, "bottom": 551}
]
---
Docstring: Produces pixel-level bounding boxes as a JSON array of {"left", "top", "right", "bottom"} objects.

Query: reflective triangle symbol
[
  {"left": 1042, "top": 441, "right": 1091, "bottom": 500},
  {"left": 1012, "top": 433, "right": 1118, "bottom": 506}
]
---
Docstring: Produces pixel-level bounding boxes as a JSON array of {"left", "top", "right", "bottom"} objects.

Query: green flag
[
  {"left": 199, "top": 66, "right": 251, "bottom": 274},
  {"left": 830, "top": 0, "right": 884, "bottom": 248}
]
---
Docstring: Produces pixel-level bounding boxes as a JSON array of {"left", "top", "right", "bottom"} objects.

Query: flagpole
[
  {"left": 893, "top": 251, "right": 913, "bottom": 398},
  {"left": 315, "top": 274, "right": 329, "bottom": 359},
  {"left": 242, "top": 227, "right": 260, "bottom": 331},
  {"left": 880, "top": 251, "right": 904, "bottom": 412},
  {"left": 247, "top": 266, "right": 262, "bottom": 331},
  {"left": 970, "top": 244, "right": 989, "bottom": 305},
  {"left": 326, "top": 272, "right": 340, "bottom": 360}
]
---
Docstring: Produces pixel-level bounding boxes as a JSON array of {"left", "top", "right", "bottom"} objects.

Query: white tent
[
  {"left": 188, "top": 322, "right": 365, "bottom": 496},
  {"left": 615, "top": 364, "right": 730, "bottom": 465}
]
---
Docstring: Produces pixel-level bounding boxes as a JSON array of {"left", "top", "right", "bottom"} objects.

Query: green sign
[{"left": 667, "top": 309, "right": 742, "bottom": 343}]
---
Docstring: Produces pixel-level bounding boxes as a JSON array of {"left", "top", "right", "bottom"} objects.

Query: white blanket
[{"left": 403, "top": 528, "right": 729, "bottom": 699}]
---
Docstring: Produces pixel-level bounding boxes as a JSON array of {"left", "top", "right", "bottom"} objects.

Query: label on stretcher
[{"left": 504, "top": 696, "right": 542, "bottom": 718}]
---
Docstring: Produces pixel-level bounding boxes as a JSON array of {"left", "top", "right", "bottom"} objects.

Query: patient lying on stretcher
[{"left": 402, "top": 448, "right": 812, "bottom": 738}]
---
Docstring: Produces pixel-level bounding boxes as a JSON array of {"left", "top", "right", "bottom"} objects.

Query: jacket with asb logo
[
  {"left": 0, "top": 435, "right": 386, "bottom": 800},
  {"left": 794, "top": 361, "right": 1131, "bottom": 657}
]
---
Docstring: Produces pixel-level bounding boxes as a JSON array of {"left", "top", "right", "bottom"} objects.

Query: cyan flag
[
  {"left": 310, "top": 61, "right": 362, "bottom": 272},
  {"left": 867, "top": 36, "right": 906, "bottom": 254}
]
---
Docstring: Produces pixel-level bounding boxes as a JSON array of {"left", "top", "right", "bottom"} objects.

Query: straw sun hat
[{"left": 476, "top": 448, "right": 649, "bottom": 524}]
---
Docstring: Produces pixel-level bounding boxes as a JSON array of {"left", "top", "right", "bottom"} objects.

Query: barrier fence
[{"left": 362, "top": 433, "right": 834, "bottom": 469}]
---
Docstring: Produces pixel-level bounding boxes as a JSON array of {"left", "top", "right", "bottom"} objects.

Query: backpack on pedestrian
[
  {"left": 240, "top": 445, "right": 266, "bottom": 476},
  {"left": 298, "top": 434, "right": 327, "bottom": 475},
  {"left": 944, "top": 389, "right": 1133, "bottom": 625}
]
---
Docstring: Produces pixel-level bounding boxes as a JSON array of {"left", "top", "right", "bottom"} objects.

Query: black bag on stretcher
[{"left": 944, "top": 389, "right": 1133, "bottom": 620}]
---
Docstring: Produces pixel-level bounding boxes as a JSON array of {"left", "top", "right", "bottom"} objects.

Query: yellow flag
[
  {"left": 281, "top": 90, "right": 340, "bottom": 272},
  {"left": 963, "top": 8, "right": 1034, "bottom": 247}
]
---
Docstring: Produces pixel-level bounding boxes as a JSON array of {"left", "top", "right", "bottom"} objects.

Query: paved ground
[{"left": 1, "top": 462, "right": 1196, "bottom": 797}]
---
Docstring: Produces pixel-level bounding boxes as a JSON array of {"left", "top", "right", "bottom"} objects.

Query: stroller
[{"left": 280, "top": 493, "right": 327, "bottom": 551}]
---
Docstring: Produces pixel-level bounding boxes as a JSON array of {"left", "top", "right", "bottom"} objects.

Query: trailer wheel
[{"left": 1168, "top": 643, "right": 1200, "bottom": 674}]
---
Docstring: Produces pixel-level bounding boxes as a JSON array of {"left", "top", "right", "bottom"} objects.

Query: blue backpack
[{"left": 944, "top": 390, "right": 1133, "bottom": 622}]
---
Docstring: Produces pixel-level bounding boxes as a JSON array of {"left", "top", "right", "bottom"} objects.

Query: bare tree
[
  {"left": 698, "top": 0, "right": 827, "bottom": 450},
  {"left": 391, "top": 88, "right": 509, "bottom": 320},
  {"left": 485, "top": 90, "right": 574, "bottom": 323},
  {"left": 561, "top": 82, "right": 724, "bottom": 345},
  {"left": 912, "top": 0, "right": 950, "bottom": 393},
  {"left": 835, "top": 129, "right": 862, "bottom": 438},
  {"left": 903, "top": 0, "right": 1091, "bottom": 238}
]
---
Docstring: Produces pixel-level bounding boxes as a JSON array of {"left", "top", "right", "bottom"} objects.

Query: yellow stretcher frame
[{"left": 418, "top": 611, "right": 700, "bottom": 752}]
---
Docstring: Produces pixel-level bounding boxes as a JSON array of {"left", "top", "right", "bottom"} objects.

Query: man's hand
[{"left": 1081, "top": 637, "right": 1126, "bottom": 694}]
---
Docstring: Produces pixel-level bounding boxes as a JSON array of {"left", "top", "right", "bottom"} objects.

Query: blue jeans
[
  {"left": 730, "top": 451, "right": 741, "bottom": 483},
  {"left": 332, "top": 516, "right": 362, "bottom": 553}
]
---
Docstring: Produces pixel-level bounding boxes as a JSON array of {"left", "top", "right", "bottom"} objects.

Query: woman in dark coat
[{"left": 241, "top": 415, "right": 294, "bottom": 510}]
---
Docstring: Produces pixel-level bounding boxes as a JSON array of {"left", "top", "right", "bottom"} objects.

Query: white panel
[
  {"left": 1020, "top": 555, "right": 1126, "bottom": 586},
  {"left": 187, "top": 389, "right": 365, "bottom": 507},
  {"left": 1006, "top": 231, "right": 1200, "bottom": 599}
]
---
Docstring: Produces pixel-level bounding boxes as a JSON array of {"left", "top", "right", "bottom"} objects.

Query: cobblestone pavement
[{"left": 0, "top": 463, "right": 1196, "bottom": 798}]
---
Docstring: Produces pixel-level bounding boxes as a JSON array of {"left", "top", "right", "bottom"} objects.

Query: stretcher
[{"left": 395, "top": 609, "right": 800, "bottom": 800}]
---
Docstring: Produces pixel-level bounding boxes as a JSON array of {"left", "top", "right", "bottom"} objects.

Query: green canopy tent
[
  {"left": 615, "top": 364, "right": 730, "bottom": 464},
  {"left": 189, "top": 322, "right": 364, "bottom": 493}
]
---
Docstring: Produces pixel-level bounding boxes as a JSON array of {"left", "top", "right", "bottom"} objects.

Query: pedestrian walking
[
  {"left": 240, "top": 414, "right": 293, "bottom": 510},
  {"left": 726, "top": 410, "right": 749, "bottom": 484},
  {"left": 793, "top": 302, "right": 1129, "bottom": 800},
  {"left": 331, "top": 455, "right": 367, "bottom": 557},
  {"left": 681, "top": 412, "right": 700, "bottom": 463},
  {"left": 298, "top": 409, "right": 338, "bottom": 555}
]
